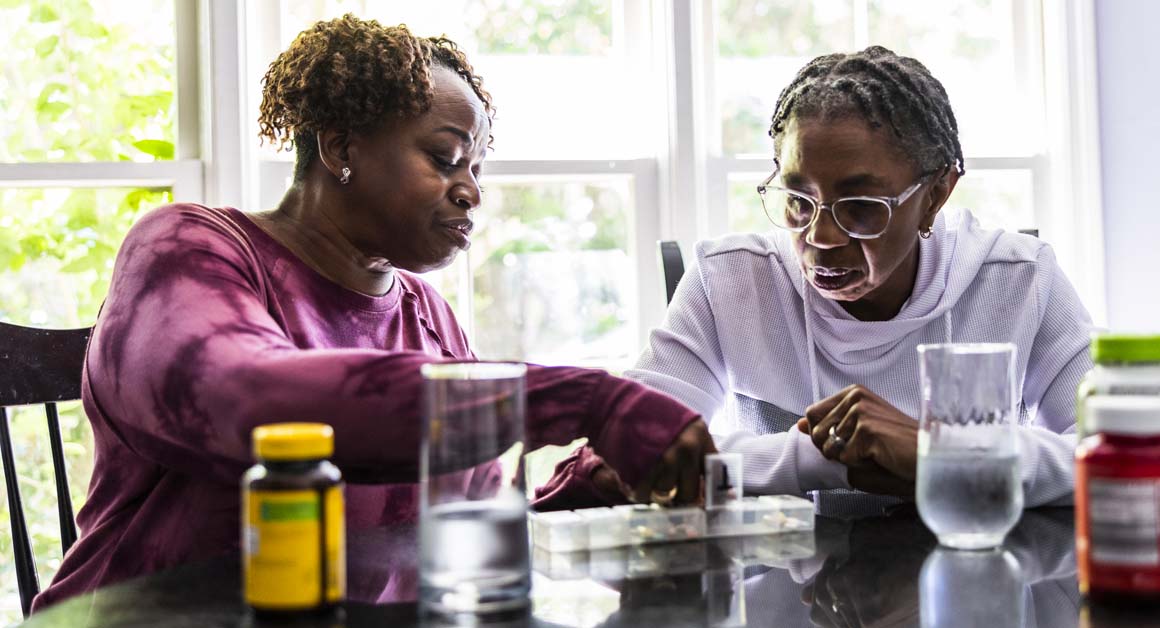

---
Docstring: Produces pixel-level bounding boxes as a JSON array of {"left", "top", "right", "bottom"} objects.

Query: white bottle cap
[{"left": 1085, "top": 396, "right": 1160, "bottom": 435}]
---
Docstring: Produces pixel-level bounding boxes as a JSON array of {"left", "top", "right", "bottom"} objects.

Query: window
[
  {"left": 707, "top": 0, "right": 1104, "bottom": 321},
  {"left": 243, "top": 0, "right": 1103, "bottom": 357},
  {"left": 245, "top": 0, "right": 662, "bottom": 368},
  {"left": 0, "top": 0, "right": 193, "bottom": 618},
  {"left": 0, "top": 1, "right": 1103, "bottom": 619}
]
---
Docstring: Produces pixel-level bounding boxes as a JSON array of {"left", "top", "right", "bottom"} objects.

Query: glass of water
[
  {"left": 419, "top": 362, "right": 529, "bottom": 618},
  {"left": 916, "top": 343, "right": 1023, "bottom": 550}
]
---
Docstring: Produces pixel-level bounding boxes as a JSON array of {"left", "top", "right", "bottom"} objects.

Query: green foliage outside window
[
  {"left": 0, "top": 0, "right": 175, "bottom": 620},
  {"left": 467, "top": 0, "right": 611, "bottom": 55}
]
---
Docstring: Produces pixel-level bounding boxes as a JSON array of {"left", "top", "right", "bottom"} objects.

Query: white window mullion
[
  {"left": 198, "top": 0, "right": 248, "bottom": 208},
  {"left": 656, "top": 0, "right": 711, "bottom": 249},
  {"left": 1041, "top": 0, "right": 1106, "bottom": 325},
  {"left": 632, "top": 159, "right": 663, "bottom": 346}
]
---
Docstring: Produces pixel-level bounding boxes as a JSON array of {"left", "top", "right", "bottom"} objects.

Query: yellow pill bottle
[{"left": 243, "top": 423, "right": 345, "bottom": 615}]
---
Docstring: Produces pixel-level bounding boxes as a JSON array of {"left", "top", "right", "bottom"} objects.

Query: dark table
[{"left": 19, "top": 507, "right": 1160, "bottom": 627}]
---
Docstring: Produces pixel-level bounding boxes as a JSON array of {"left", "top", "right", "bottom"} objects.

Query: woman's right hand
[{"left": 629, "top": 420, "right": 717, "bottom": 506}]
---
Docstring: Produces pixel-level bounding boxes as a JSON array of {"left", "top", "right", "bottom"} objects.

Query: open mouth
[
  {"left": 809, "top": 266, "right": 860, "bottom": 291},
  {"left": 439, "top": 220, "right": 473, "bottom": 250}
]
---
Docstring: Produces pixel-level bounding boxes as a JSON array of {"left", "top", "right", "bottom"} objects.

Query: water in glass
[
  {"left": 916, "top": 343, "right": 1023, "bottom": 550},
  {"left": 421, "top": 488, "right": 530, "bottom": 615},
  {"left": 419, "top": 362, "right": 530, "bottom": 618}
]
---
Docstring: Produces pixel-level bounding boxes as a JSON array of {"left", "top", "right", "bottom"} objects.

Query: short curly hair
[
  {"left": 769, "top": 46, "right": 964, "bottom": 177},
  {"left": 257, "top": 14, "right": 495, "bottom": 181}
]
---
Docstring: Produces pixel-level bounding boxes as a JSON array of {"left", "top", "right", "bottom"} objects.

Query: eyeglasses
[{"left": 756, "top": 167, "right": 929, "bottom": 239}]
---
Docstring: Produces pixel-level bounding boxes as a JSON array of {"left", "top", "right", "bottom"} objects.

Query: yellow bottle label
[{"left": 243, "top": 487, "right": 345, "bottom": 609}]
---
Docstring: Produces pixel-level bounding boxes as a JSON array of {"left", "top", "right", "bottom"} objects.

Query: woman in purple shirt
[{"left": 33, "top": 15, "right": 714, "bottom": 611}]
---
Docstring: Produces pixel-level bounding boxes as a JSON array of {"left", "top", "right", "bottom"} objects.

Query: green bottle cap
[{"left": 1090, "top": 333, "right": 1160, "bottom": 364}]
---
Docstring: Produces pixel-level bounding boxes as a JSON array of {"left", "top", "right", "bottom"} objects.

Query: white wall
[{"left": 1096, "top": 0, "right": 1160, "bottom": 330}]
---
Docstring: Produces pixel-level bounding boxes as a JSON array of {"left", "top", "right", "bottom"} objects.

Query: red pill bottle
[{"left": 1076, "top": 395, "right": 1160, "bottom": 600}]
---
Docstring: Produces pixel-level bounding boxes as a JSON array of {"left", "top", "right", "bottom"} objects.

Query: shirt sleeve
[
  {"left": 1018, "top": 244, "right": 1093, "bottom": 507},
  {"left": 85, "top": 204, "right": 700, "bottom": 488},
  {"left": 624, "top": 254, "right": 848, "bottom": 496}
]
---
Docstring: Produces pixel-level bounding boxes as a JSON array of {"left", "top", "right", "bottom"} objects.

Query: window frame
[
  {"left": 7, "top": 0, "right": 1094, "bottom": 358},
  {"left": 0, "top": 0, "right": 234, "bottom": 212},
  {"left": 677, "top": 0, "right": 1106, "bottom": 326}
]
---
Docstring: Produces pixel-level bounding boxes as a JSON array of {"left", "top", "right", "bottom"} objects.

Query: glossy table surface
[{"left": 19, "top": 507, "right": 1160, "bottom": 627}]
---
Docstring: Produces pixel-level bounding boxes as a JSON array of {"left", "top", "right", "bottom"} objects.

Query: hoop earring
[
  {"left": 339, "top": 166, "right": 352, "bottom": 185},
  {"left": 919, "top": 226, "right": 933, "bottom": 239}
]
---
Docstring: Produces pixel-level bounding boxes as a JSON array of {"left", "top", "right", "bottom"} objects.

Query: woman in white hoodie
[
  {"left": 619, "top": 46, "right": 1092, "bottom": 514},
  {"left": 535, "top": 46, "right": 1090, "bottom": 515}
]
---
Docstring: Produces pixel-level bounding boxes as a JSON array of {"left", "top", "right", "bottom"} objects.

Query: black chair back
[
  {"left": 659, "top": 240, "right": 685, "bottom": 305},
  {"left": 0, "top": 322, "right": 91, "bottom": 617}
]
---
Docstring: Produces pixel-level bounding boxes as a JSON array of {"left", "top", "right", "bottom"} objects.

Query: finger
[
  {"left": 811, "top": 388, "right": 861, "bottom": 451},
  {"left": 593, "top": 466, "right": 629, "bottom": 499},
  {"left": 800, "top": 583, "right": 814, "bottom": 605},
  {"left": 631, "top": 465, "right": 659, "bottom": 503},
  {"left": 824, "top": 400, "right": 864, "bottom": 460},
  {"left": 702, "top": 428, "right": 719, "bottom": 454},
  {"left": 652, "top": 450, "right": 679, "bottom": 497},
  {"left": 674, "top": 447, "right": 700, "bottom": 506},
  {"left": 796, "top": 417, "right": 810, "bottom": 434},
  {"left": 802, "top": 384, "right": 860, "bottom": 428}
]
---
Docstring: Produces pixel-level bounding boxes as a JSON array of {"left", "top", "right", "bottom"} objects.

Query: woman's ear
[
  {"left": 922, "top": 167, "right": 960, "bottom": 228},
  {"left": 315, "top": 129, "right": 351, "bottom": 181}
]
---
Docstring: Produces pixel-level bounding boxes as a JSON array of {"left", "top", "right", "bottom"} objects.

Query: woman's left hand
[{"left": 796, "top": 384, "right": 919, "bottom": 482}]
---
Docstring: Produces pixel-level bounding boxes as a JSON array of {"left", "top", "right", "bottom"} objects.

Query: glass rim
[
  {"left": 917, "top": 342, "right": 1016, "bottom": 355},
  {"left": 420, "top": 361, "right": 527, "bottom": 380}
]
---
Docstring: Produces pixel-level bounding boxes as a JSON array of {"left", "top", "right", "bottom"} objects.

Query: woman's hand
[
  {"left": 631, "top": 420, "right": 717, "bottom": 505},
  {"left": 796, "top": 385, "right": 918, "bottom": 490},
  {"left": 572, "top": 421, "right": 717, "bottom": 507}
]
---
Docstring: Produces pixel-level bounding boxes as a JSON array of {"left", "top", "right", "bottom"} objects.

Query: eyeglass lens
[{"left": 760, "top": 189, "right": 890, "bottom": 237}]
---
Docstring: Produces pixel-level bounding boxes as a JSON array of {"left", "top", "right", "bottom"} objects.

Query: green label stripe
[{"left": 260, "top": 500, "right": 318, "bottom": 521}]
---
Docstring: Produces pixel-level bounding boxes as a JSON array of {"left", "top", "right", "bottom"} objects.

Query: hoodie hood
[{"left": 775, "top": 209, "right": 1003, "bottom": 372}]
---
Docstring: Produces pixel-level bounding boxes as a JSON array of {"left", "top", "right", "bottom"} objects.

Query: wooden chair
[
  {"left": 0, "top": 322, "right": 91, "bottom": 617},
  {"left": 658, "top": 240, "right": 685, "bottom": 305}
]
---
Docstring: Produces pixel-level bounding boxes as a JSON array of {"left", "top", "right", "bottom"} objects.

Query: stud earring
[
  {"left": 919, "top": 226, "right": 933, "bottom": 239},
  {"left": 339, "top": 166, "right": 352, "bottom": 185}
]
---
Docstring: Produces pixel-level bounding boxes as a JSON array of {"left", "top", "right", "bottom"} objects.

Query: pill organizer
[
  {"left": 705, "top": 495, "right": 815, "bottom": 538},
  {"left": 624, "top": 504, "right": 707, "bottom": 544},
  {"left": 530, "top": 494, "right": 814, "bottom": 553},
  {"left": 704, "top": 453, "right": 744, "bottom": 509},
  {"left": 530, "top": 509, "right": 589, "bottom": 552}
]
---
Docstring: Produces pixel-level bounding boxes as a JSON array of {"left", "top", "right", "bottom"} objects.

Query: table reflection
[
  {"left": 749, "top": 509, "right": 1077, "bottom": 628},
  {"left": 27, "top": 509, "right": 1108, "bottom": 628},
  {"left": 539, "top": 509, "right": 1080, "bottom": 628}
]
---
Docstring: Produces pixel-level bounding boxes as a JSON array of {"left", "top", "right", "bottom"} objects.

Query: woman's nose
[
  {"left": 451, "top": 174, "right": 482, "bottom": 210},
  {"left": 805, "top": 206, "right": 849, "bottom": 249}
]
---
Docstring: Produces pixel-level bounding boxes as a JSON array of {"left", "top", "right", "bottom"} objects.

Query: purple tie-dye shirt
[{"left": 32, "top": 204, "right": 698, "bottom": 611}]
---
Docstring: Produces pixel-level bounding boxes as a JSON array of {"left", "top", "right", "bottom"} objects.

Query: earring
[
  {"left": 339, "top": 166, "right": 351, "bottom": 185},
  {"left": 919, "top": 226, "right": 933, "bottom": 239}
]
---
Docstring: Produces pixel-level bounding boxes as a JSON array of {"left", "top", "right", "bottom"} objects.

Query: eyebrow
[
  {"left": 781, "top": 172, "right": 893, "bottom": 194},
  {"left": 433, "top": 125, "right": 473, "bottom": 145},
  {"left": 833, "top": 173, "right": 892, "bottom": 192}
]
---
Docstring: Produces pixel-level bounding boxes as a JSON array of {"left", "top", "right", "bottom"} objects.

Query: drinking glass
[
  {"left": 916, "top": 343, "right": 1023, "bottom": 550},
  {"left": 419, "top": 362, "right": 529, "bottom": 618}
]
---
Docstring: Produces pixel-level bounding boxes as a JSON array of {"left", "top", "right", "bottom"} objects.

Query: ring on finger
[
  {"left": 650, "top": 486, "right": 676, "bottom": 506},
  {"left": 827, "top": 425, "right": 846, "bottom": 453}
]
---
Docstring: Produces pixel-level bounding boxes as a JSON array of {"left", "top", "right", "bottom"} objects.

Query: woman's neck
[
  {"left": 837, "top": 243, "right": 921, "bottom": 322},
  {"left": 252, "top": 183, "right": 395, "bottom": 297}
]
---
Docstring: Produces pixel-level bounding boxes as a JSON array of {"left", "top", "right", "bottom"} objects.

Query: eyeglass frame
[{"left": 756, "top": 166, "right": 933, "bottom": 240}]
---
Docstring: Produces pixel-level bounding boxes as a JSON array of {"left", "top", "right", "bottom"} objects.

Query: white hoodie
[{"left": 627, "top": 209, "right": 1091, "bottom": 511}]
